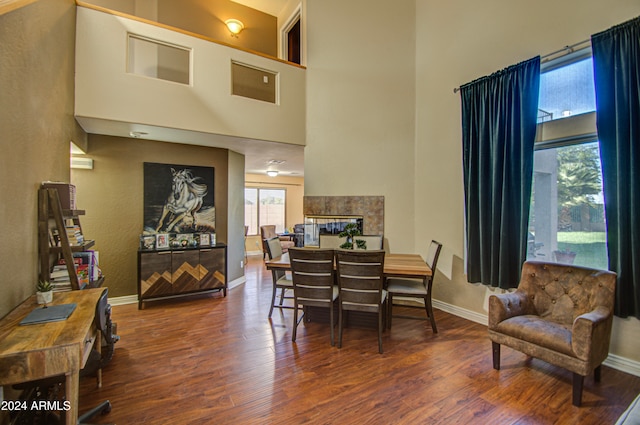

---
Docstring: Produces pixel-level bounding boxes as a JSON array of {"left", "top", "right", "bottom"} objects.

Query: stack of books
[
  {"left": 50, "top": 251, "right": 99, "bottom": 290},
  {"left": 50, "top": 263, "right": 75, "bottom": 292},
  {"left": 65, "top": 224, "right": 84, "bottom": 246}
]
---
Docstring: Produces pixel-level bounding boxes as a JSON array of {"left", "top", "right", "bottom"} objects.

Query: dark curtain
[
  {"left": 592, "top": 16, "right": 640, "bottom": 319},
  {"left": 461, "top": 57, "right": 540, "bottom": 289}
]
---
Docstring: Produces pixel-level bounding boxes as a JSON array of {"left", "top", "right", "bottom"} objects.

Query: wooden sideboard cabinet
[{"left": 137, "top": 244, "right": 227, "bottom": 309}]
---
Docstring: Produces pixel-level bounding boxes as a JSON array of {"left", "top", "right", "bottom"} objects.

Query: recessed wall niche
[
  {"left": 231, "top": 61, "right": 277, "bottom": 103},
  {"left": 127, "top": 34, "right": 191, "bottom": 85}
]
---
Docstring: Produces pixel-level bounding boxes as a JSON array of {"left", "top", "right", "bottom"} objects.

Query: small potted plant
[
  {"left": 36, "top": 280, "right": 54, "bottom": 305},
  {"left": 339, "top": 223, "right": 367, "bottom": 250}
]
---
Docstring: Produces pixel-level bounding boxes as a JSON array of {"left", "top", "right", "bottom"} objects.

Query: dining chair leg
[
  {"left": 279, "top": 287, "right": 286, "bottom": 306},
  {"left": 338, "top": 306, "right": 343, "bottom": 348},
  {"left": 268, "top": 283, "right": 278, "bottom": 318},
  {"left": 378, "top": 308, "right": 384, "bottom": 354},
  {"left": 387, "top": 293, "right": 393, "bottom": 329},
  {"left": 329, "top": 301, "right": 335, "bottom": 346},
  {"left": 292, "top": 303, "right": 299, "bottom": 342},
  {"left": 425, "top": 294, "right": 438, "bottom": 333}
]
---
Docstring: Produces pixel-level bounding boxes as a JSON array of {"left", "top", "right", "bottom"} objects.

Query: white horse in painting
[{"left": 155, "top": 168, "right": 208, "bottom": 233}]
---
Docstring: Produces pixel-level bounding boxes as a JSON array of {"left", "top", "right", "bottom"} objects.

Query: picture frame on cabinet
[
  {"left": 200, "top": 233, "right": 210, "bottom": 246},
  {"left": 156, "top": 233, "right": 169, "bottom": 249},
  {"left": 140, "top": 235, "right": 156, "bottom": 250}
]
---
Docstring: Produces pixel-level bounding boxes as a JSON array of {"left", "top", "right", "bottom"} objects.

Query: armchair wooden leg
[
  {"left": 572, "top": 373, "right": 584, "bottom": 406},
  {"left": 594, "top": 365, "right": 602, "bottom": 382},
  {"left": 492, "top": 342, "right": 501, "bottom": 370}
]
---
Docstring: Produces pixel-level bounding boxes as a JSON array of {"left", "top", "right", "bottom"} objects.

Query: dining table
[
  {"left": 266, "top": 252, "right": 432, "bottom": 278},
  {"left": 265, "top": 251, "right": 433, "bottom": 327}
]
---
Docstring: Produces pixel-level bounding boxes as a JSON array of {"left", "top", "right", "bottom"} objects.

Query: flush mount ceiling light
[
  {"left": 225, "top": 19, "right": 244, "bottom": 36},
  {"left": 266, "top": 170, "right": 279, "bottom": 177}
]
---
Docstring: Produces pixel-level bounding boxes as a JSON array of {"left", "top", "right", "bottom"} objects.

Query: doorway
[{"left": 282, "top": 6, "right": 302, "bottom": 65}]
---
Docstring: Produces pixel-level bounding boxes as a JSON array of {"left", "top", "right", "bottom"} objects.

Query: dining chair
[
  {"left": 289, "top": 248, "right": 338, "bottom": 345},
  {"left": 336, "top": 249, "right": 387, "bottom": 354},
  {"left": 386, "top": 240, "right": 442, "bottom": 333},
  {"left": 265, "top": 236, "right": 294, "bottom": 318}
]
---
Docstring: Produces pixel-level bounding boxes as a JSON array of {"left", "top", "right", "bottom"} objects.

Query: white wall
[
  {"left": 414, "top": 0, "right": 640, "bottom": 366},
  {"left": 305, "top": 0, "right": 417, "bottom": 254}
]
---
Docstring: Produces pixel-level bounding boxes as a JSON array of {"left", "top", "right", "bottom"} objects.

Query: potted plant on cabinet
[
  {"left": 339, "top": 223, "right": 367, "bottom": 250},
  {"left": 36, "top": 280, "right": 54, "bottom": 305}
]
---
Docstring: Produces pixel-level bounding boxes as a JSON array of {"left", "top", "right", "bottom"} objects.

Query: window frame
[
  {"left": 244, "top": 186, "right": 287, "bottom": 236},
  {"left": 528, "top": 48, "right": 607, "bottom": 267}
]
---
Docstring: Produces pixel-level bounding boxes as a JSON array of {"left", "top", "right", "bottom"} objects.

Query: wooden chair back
[{"left": 336, "top": 250, "right": 386, "bottom": 313}]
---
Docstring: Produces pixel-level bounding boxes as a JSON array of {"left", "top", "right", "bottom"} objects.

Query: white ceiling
[
  {"left": 229, "top": 0, "right": 291, "bottom": 17},
  {"left": 77, "top": 117, "right": 305, "bottom": 177}
]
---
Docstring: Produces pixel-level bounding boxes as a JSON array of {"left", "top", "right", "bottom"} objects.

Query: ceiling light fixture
[
  {"left": 225, "top": 19, "right": 244, "bottom": 36},
  {"left": 266, "top": 170, "right": 279, "bottom": 177}
]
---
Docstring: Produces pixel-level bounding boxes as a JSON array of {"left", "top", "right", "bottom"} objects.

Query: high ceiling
[
  {"left": 229, "top": 0, "right": 291, "bottom": 17},
  {"left": 228, "top": 0, "right": 304, "bottom": 177}
]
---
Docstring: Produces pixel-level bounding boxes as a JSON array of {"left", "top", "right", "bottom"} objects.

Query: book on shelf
[
  {"left": 51, "top": 251, "right": 100, "bottom": 284},
  {"left": 65, "top": 224, "right": 84, "bottom": 245}
]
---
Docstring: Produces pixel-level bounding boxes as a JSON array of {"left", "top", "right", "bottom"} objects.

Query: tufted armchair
[
  {"left": 488, "top": 261, "right": 616, "bottom": 406},
  {"left": 260, "top": 225, "right": 295, "bottom": 259}
]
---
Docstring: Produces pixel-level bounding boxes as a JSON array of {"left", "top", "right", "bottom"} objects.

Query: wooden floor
[{"left": 78, "top": 255, "right": 640, "bottom": 424}]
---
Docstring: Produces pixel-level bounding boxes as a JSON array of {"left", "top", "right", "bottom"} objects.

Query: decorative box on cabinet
[{"left": 137, "top": 244, "right": 227, "bottom": 309}]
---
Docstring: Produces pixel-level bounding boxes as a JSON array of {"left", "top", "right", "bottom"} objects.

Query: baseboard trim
[
  {"left": 432, "top": 299, "right": 488, "bottom": 326},
  {"left": 110, "top": 277, "right": 246, "bottom": 306},
  {"left": 228, "top": 276, "right": 246, "bottom": 290},
  {"left": 603, "top": 353, "right": 640, "bottom": 377},
  {"left": 109, "top": 295, "right": 138, "bottom": 306},
  {"left": 432, "top": 298, "right": 640, "bottom": 377}
]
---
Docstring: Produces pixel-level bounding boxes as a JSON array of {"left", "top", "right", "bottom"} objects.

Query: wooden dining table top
[{"left": 266, "top": 252, "right": 432, "bottom": 278}]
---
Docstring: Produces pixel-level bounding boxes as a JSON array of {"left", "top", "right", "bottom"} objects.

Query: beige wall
[
  {"left": 244, "top": 173, "right": 304, "bottom": 254},
  {"left": 71, "top": 135, "right": 233, "bottom": 297},
  {"left": 305, "top": 0, "right": 416, "bottom": 254},
  {"left": 414, "top": 0, "right": 640, "bottom": 363},
  {"left": 304, "top": 0, "right": 640, "bottom": 366},
  {"left": 0, "top": 0, "right": 86, "bottom": 318}
]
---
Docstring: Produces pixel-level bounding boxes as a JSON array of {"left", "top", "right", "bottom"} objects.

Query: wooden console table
[{"left": 0, "top": 288, "right": 105, "bottom": 425}]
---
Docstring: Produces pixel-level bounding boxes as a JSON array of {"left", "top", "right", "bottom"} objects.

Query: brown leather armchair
[
  {"left": 488, "top": 261, "right": 616, "bottom": 406},
  {"left": 260, "top": 225, "right": 295, "bottom": 259}
]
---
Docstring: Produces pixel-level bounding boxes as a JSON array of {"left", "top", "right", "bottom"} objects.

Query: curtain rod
[{"left": 453, "top": 38, "right": 591, "bottom": 94}]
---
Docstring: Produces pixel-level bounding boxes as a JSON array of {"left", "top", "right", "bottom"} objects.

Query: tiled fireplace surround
[{"left": 303, "top": 196, "right": 385, "bottom": 235}]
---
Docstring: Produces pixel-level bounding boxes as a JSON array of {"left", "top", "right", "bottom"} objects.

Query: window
[
  {"left": 244, "top": 188, "right": 286, "bottom": 235},
  {"left": 127, "top": 34, "right": 191, "bottom": 85},
  {"left": 527, "top": 52, "right": 607, "bottom": 269},
  {"left": 538, "top": 56, "right": 596, "bottom": 122}
]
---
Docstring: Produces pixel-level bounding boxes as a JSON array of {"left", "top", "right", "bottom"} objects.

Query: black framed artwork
[{"left": 143, "top": 162, "right": 215, "bottom": 234}]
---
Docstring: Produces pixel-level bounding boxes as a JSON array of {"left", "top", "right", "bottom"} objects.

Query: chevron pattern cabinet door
[
  {"left": 199, "top": 248, "right": 226, "bottom": 290},
  {"left": 139, "top": 251, "right": 172, "bottom": 299},
  {"left": 137, "top": 245, "right": 227, "bottom": 309}
]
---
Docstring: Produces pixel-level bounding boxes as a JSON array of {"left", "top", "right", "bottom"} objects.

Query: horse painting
[{"left": 155, "top": 168, "right": 208, "bottom": 233}]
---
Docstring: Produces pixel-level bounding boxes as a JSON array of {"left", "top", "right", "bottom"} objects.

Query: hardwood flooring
[{"left": 78, "top": 256, "right": 640, "bottom": 424}]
